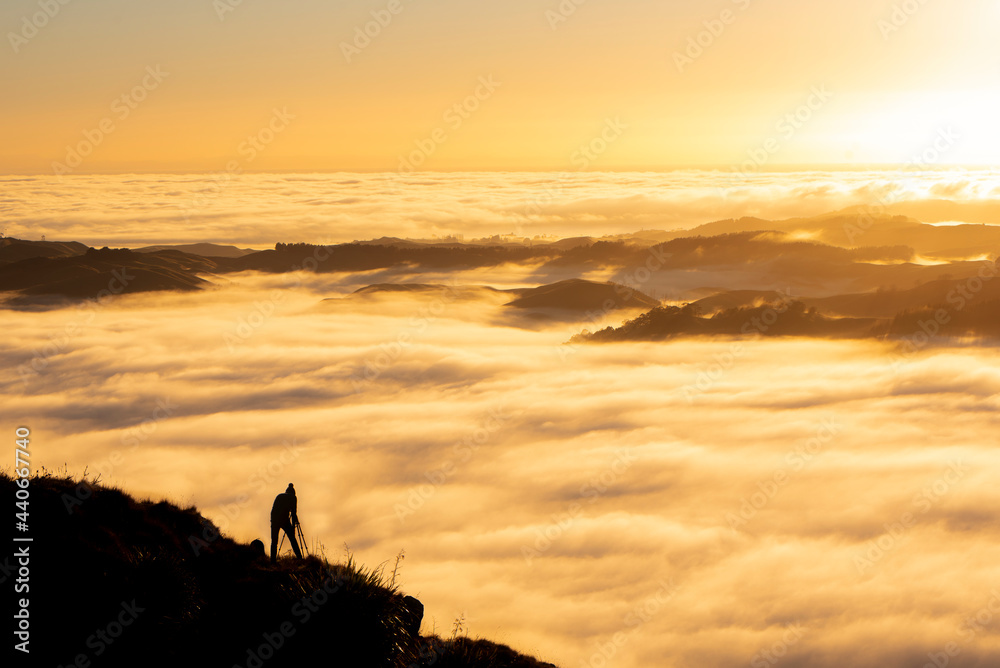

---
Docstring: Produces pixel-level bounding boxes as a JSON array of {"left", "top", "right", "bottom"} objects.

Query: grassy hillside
[
  {"left": 505, "top": 278, "right": 660, "bottom": 311},
  {"left": 574, "top": 301, "right": 879, "bottom": 342},
  {"left": 0, "top": 246, "right": 212, "bottom": 300},
  {"left": 2, "top": 473, "right": 555, "bottom": 668}
]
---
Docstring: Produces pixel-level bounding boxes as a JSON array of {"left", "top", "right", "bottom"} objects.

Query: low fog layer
[
  {"left": 4, "top": 267, "right": 1000, "bottom": 668},
  {"left": 4, "top": 170, "right": 1000, "bottom": 246}
]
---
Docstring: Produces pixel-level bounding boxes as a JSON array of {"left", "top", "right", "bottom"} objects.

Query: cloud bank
[
  {"left": 4, "top": 169, "right": 1000, "bottom": 248},
  {"left": 4, "top": 269, "right": 1000, "bottom": 668}
]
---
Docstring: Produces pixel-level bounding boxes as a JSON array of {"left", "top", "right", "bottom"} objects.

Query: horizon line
[{"left": 2, "top": 164, "right": 999, "bottom": 178}]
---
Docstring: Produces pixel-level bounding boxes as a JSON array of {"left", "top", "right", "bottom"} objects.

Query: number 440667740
[
  {"left": 15, "top": 427, "right": 30, "bottom": 528},
  {"left": 15, "top": 427, "right": 30, "bottom": 475}
]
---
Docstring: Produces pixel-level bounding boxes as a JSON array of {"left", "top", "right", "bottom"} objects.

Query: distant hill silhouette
[
  {"left": 2, "top": 224, "right": 996, "bottom": 339},
  {"left": 691, "top": 271, "right": 1000, "bottom": 319},
  {"left": 807, "top": 275, "right": 1000, "bottom": 318},
  {"left": 354, "top": 283, "right": 468, "bottom": 295},
  {"left": 0, "top": 246, "right": 212, "bottom": 301},
  {"left": 676, "top": 210, "right": 1000, "bottom": 257},
  {"left": 346, "top": 283, "right": 510, "bottom": 299},
  {"left": 538, "top": 236, "right": 596, "bottom": 251},
  {"left": 691, "top": 289, "right": 793, "bottom": 314},
  {"left": 574, "top": 301, "right": 879, "bottom": 342},
  {"left": 133, "top": 243, "right": 258, "bottom": 258},
  {"left": 3, "top": 472, "right": 556, "bottom": 668},
  {"left": 506, "top": 278, "right": 659, "bottom": 312},
  {"left": 886, "top": 298, "right": 1000, "bottom": 339},
  {"left": 241, "top": 243, "right": 557, "bottom": 273},
  {"left": 0, "top": 236, "right": 88, "bottom": 264},
  {"left": 883, "top": 199, "right": 1000, "bottom": 229},
  {"left": 650, "top": 231, "right": 912, "bottom": 267},
  {"left": 320, "top": 279, "right": 660, "bottom": 327}
]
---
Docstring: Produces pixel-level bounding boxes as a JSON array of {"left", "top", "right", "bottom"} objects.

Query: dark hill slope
[
  {"left": 231, "top": 243, "right": 559, "bottom": 273},
  {"left": 506, "top": 278, "right": 660, "bottom": 311},
  {"left": 0, "top": 237, "right": 88, "bottom": 264},
  {"left": 682, "top": 212, "right": 1000, "bottom": 257},
  {"left": 575, "top": 301, "right": 878, "bottom": 342},
  {"left": 0, "top": 247, "right": 213, "bottom": 300},
  {"left": 351, "top": 283, "right": 507, "bottom": 297},
  {"left": 693, "top": 265, "right": 1000, "bottom": 319},
  {"left": 133, "top": 242, "right": 257, "bottom": 258},
  {"left": 3, "top": 473, "right": 555, "bottom": 668}
]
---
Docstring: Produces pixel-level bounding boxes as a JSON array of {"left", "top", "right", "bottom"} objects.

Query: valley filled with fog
[
  {"left": 6, "top": 264, "right": 1000, "bottom": 668},
  {"left": 4, "top": 170, "right": 1000, "bottom": 667}
]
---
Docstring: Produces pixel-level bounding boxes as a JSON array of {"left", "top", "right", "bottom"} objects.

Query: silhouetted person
[{"left": 270, "top": 483, "right": 302, "bottom": 562}]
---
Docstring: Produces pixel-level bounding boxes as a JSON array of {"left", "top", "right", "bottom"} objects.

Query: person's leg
[
  {"left": 286, "top": 523, "right": 302, "bottom": 558},
  {"left": 270, "top": 522, "right": 279, "bottom": 562}
]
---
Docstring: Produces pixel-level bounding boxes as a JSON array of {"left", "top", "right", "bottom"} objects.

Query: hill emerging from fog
[
  {"left": 6, "top": 472, "right": 556, "bottom": 668},
  {"left": 341, "top": 283, "right": 511, "bottom": 302},
  {"left": 0, "top": 246, "right": 212, "bottom": 302},
  {"left": 573, "top": 301, "right": 879, "bottom": 343},
  {"left": 2, "top": 210, "right": 998, "bottom": 340},
  {"left": 677, "top": 210, "right": 1000, "bottom": 259},
  {"left": 133, "top": 242, "right": 259, "bottom": 258},
  {"left": 506, "top": 278, "right": 660, "bottom": 311},
  {"left": 0, "top": 236, "right": 89, "bottom": 263}
]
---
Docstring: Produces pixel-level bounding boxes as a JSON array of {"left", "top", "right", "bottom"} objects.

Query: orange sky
[{"left": 2, "top": 0, "right": 998, "bottom": 173}]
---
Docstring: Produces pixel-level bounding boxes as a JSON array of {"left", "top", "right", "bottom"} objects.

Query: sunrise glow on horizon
[
  {"left": 7, "top": 3, "right": 1000, "bottom": 668},
  {"left": 3, "top": 0, "right": 999, "bottom": 174}
]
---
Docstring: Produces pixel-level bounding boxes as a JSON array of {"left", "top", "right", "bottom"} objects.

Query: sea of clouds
[
  {"left": 5, "top": 170, "right": 1000, "bottom": 666},
  {"left": 4, "top": 169, "right": 1000, "bottom": 247},
  {"left": 4, "top": 262, "right": 1000, "bottom": 668}
]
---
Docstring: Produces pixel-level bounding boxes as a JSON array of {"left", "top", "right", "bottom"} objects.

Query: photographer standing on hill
[{"left": 270, "top": 483, "right": 303, "bottom": 562}]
